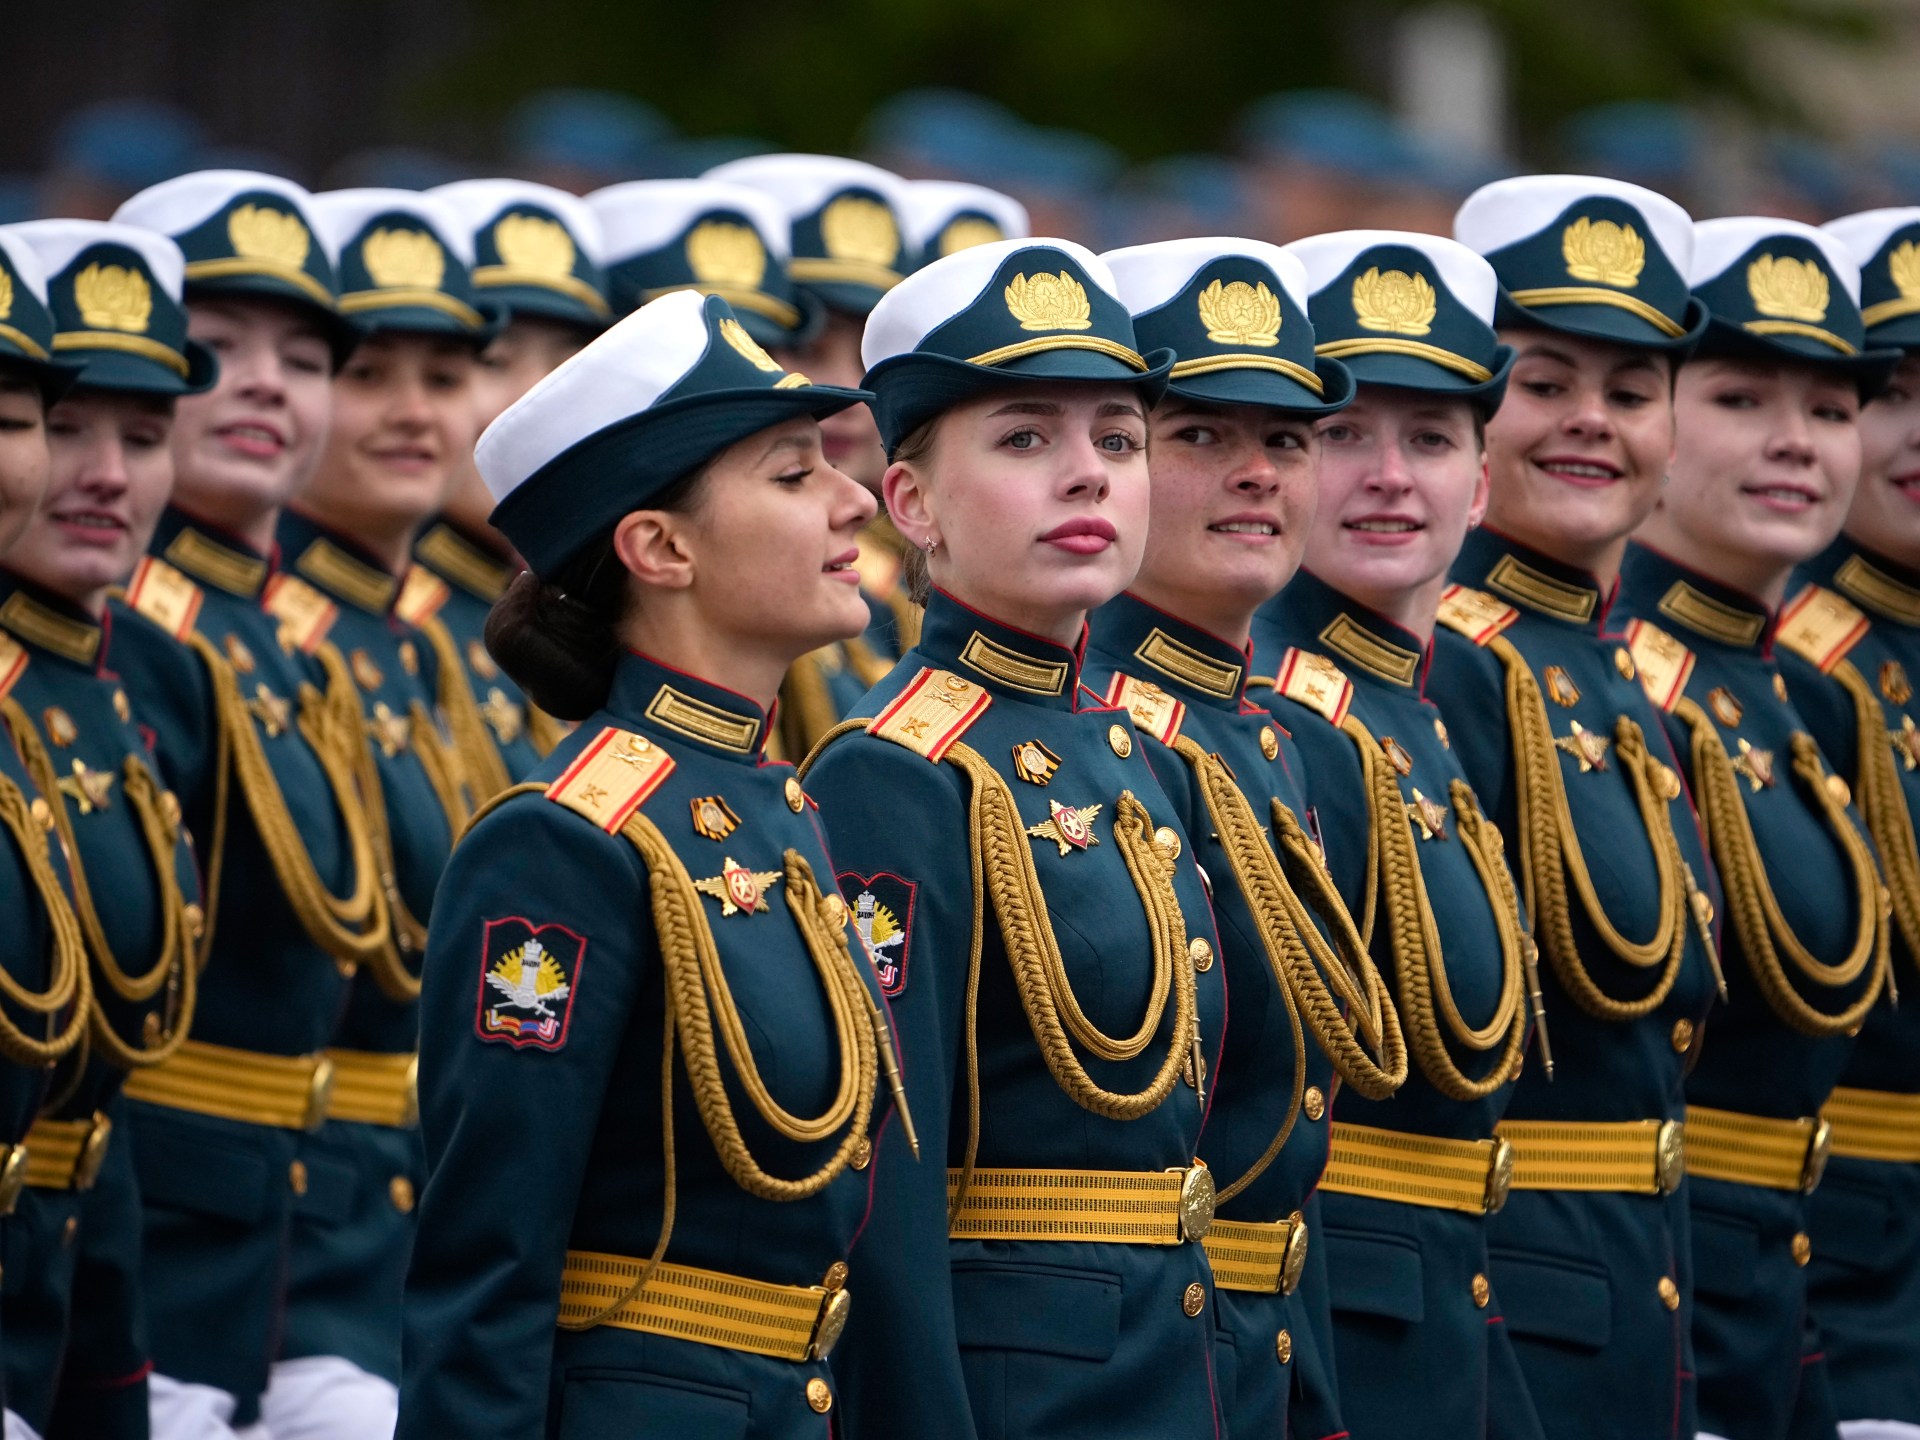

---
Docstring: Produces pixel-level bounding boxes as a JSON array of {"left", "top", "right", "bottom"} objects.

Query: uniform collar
[
  {"left": 1621, "top": 542, "right": 1771, "bottom": 651},
  {"left": 919, "top": 588, "right": 1084, "bottom": 711},
  {"left": 608, "top": 650, "right": 772, "bottom": 762},
  {"left": 414, "top": 519, "right": 514, "bottom": 604},
  {"left": 1263, "top": 569, "right": 1427, "bottom": 690},
  {"left": 0, "top": 568, "right": 104, "bottom": 670},
  {"left": 1810, "top": 535, "right": 1920, "bottom": 627},
  {"left": 1089, "top": 592, "right": 1247, "bottom": 711},
  {"left": 279, "top": 509, "right": 400, "bottom": 616},
  {"left": 152, "top": 507, "right": 271, "bottom": 599},
  {"left": 1455, "top": 526, "right": 1609, "bottom": 629}
]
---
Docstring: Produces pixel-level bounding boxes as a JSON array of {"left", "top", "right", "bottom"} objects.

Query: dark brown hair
[{"left": 890, "top": 416, "right": 940, "bottom": 605}]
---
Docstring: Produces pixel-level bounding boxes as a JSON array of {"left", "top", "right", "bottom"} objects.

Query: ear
[
  {"left": 1466, "top": 448, "right": 1492, "bottom": 529},
  {"left": 883, "top": 459, "right": 936, "bottom": 547},
  {"left": 612, "top": 508, "right": 696, "bottom": 591}
]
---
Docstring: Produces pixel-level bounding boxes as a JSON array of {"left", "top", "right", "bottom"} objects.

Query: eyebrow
[
  {"left": 757, "top": 432, "right": 811, "bottom": 462},
  {"left": 986, "top": 400, "right": 1062, "bottom": 418},
  {"left": 1097, "top": 400, "right": 1145, "bottom": 422}
]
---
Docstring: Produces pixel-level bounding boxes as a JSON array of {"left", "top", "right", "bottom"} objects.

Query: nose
[
  {"left": 75, "top": 429, "right": 130, "bottom": 495},
  {"left": 1056, "top": 432, "right": 1112, "bottom": 503},
  {"left": 1226, "top": 440, "right": 1284, "bottom": 498},
  {"left": 831, "top": 463, "right": 877, "bottom": 530},
  {"left": 1767, "top": 407, "right": 1818, "bottom": 467},
  {"left": 1366, "top": 438, "right": 1415, "bottom": 494},
  {"left": 387, "top": 375, "right": 434, "bottom": 431},
  {"left": 229, "top": 343, "right": 288, "bottom": 407},
  {"left": 1561, "top": 380, "right": 1614, "bottom": 441}
]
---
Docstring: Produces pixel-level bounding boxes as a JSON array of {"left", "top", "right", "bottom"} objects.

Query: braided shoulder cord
[
  {"left": 419, "top": 614, "right": 511, "bottom": 804},
  {"left": 0, "top": 772, "right": 91, "bottom": 1065},
  {"left": 410, "top": 700, "right": 475, "bottom": 836},
  {"left": 778, "top": 652, "right": 844, "bottom": 765},
  {"left": 1834, "top": 659, "right": 1920, "bottom": 980}
]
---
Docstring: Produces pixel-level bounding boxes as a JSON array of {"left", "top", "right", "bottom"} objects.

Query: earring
[
  {"left": 924, "top": 537, "right": 940, "bottom": 556},
  {"left": 1661, "top": 473, "right": 1671, "bottom": 488}
]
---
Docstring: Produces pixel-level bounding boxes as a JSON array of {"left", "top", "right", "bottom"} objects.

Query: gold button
[
  {"left": 1670, "top": 1018, "right": 1694, "bottom": 1053},
  {"left": 61, "top": 1216, "right": 78, "bottom": 1246},
  {"left": 1303, "top": 1086, "right": 1325, "bottom": 1122},
  {"left": 29, "top": 797, "right": 52, "bottom": 830},
  {"left": 1615, "top": 648, "right": 1636, "bottom": 680},
  {"left": 823, "top": 1261, "right": 849, "bottom": 1292},
  {"left": 1825, "top": 774, "right": 1852, "bottom": 808},
  {"left": 1260, "top": 726, "right": 1279, "bottom": 760},
  {"left": 1657, "top": 1275, "right": 1680, "bottom": 1310},
  {"left": 1182, "top": 1281, "right": 1206, "bottom": 1317},
  {"left": 1275, "top": 1328, "right": 1293, "bottom": 1364},
  {"left": 389, "top": 1175, "right": 415, "bottom": 1214},
  {"left": 850, "top": 1134, "right": 872, "bottom": 1171},
  {"left": 824, "top": 893, "right": 847, "bottom": 928},
  {"left": 806, "top": 1377, "right": 833, "bottom": 1414},
  {"left": 184, "top": 903, "right": 206, "bottom": 940},
  {"left": 1154, "top": 825, "right": 1182, "bottom": 862},
  {"left": 1188, "top": 937, "right": 1214, "bottom": 972},
  {"left": 1774, "top": 674, "right": 1790, "bottom": 702},
  {"left": 143, "top": 1012, "right": 164, "bottom": 1046},
  {"left": 1471, "top": 1272, "right": 1490, "bottom": 1308},
  {"left": 1433, "top": 716, "right": 1450, "bottom": 749},
  {"left": 1792, "top": 1232, "right": 1812, "bottom": 1266},
  {"left": 785, "top": 777, "right": 805, "bottom": 812},
  {"left": 1108, "top": 724, "right": 1133, "bottom": 758},
  {"left": 289, "top": 1160, "right": 308, "bottom": 1196}
]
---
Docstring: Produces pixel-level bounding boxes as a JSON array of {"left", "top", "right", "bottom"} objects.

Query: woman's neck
[
  {"left": 295, "top": 495, "right": 416, "bottom": 575},
  {"left": 1126, "top": 574, "right": 1254, "bottom": 649},
  {"left": 1483, "top": 515, "right": 1627, "bottom": 593},
  {"left": 173, "top": 485, "right": 279, "bottom": 556},
  {"left": 934, "top": 578, "right": 1086, "bottom": 649},
  {"left": 1634, "top": 512, "right": 1793, "bottom": 609},
  {"left": 1330, "top": 573, "right": 1443, "bottom": 646},
  {"left": 620, "top": 609, "right": 787, "bottom": 716}
]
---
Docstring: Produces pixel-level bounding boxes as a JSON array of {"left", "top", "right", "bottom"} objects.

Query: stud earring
[{"left": 924, "top": 537, "right": 940, "bottom": 556}]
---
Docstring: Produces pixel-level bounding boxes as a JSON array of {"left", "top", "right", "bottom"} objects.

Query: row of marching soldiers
[{"left": 0, "top": 152, "right": 1912, "bottom": 1440}]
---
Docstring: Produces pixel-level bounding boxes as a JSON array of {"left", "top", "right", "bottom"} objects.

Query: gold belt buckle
[
  {"left": 402, "top": 1054, "right": 420, "bottom": 1128},
  {"left": 1178, "top": 1161, "right": 1216, "bottom": 1243},
  {"left": 74, "top": 1111, "right": 114, "bottom": 1191},
  {"left": 1485, "top": 1136, "right": 1515, "bottom": 1214},
  {"left": 1655, "top": 1120, "right": 1686, "bottom": 1195},
  {"left": 0, "top": 1145, "right": 27, "bottom": 1215},
  {"left": 1802, "top": 1117, "right": 1833, "bottom": 1193},
  {"left": 808, "top": 1287, "right": 853, "bottom": 1361},
  {"left": 1279, "top": 1211, "right": 1311, "bottom": 1296},
  {"left": 305, "top": 1056, "right": 336, "bottom": 1131}
]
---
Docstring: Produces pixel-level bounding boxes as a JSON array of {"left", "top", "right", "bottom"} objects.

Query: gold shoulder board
[
  {"left": 395, "top": 564, "right": 452, "bottom": 628},
  {"left": 545, "top": 726, "right": 676, "bottom": 833},
  {"left": 1105, "top": 672, "right": 1185, "bottom": 745},
  {"left": 124, "top": 557, "right": 204, "bottom": 641},
  {"left": 1776, "top": 584, "right": 1869, "bottom": 676},
  {"left": 1624, "top": 619, "right": 1695, "bottom": 713},
  {"left": 1274, "top": 647, "right": 1353, "bottom": 726},
  {"left": 866, "top": 667, "right": 991, "bottom": 761},
  {"left": 0, "top": 630, "right": 25, "bottom": 702},
  {"left": 1435, "top": 583, "right": 1519, "bottom": 647},
  {"left": 263, "top": 574, "right": 339, "bottom": 654}
]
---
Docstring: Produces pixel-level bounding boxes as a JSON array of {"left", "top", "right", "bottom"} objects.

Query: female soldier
[
  {"left": 803, "top": 237, "right": 1229, "bottom": 1439},
  {"left": 1089, "top": 236, "right": 1405, "bottom": 1440},
  {"left": 260, "top": 189, "right": 484, "bottom": 1438},
  {"left": 1248, "top": 231, "right": 1543, "bottom": 1440},
  {"left": 0, "top": 220, "right": 210, "bottom": 1439},
  {"left": 397, "top": 290, "right": 898, "bottom": 1438},
  {"left": 102, "top": 169, "right": 388, "bottom": 1440},
  {"left": 1428, "top": 175, "right": 1723, "bottom": 1439},
  {"left": 1616, "top": 217, "right": 1897, "bottom": 1440}
]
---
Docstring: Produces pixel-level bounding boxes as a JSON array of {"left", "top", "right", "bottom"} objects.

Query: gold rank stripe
[
  {"left": 1776, "top": 584, "right": 1869, "bottom": 676},
  {"left": 123, "top": 557, "right": 204, "bottom": 641},
  {"left": 262, "top": 574, "right": 339, "bottom": 654},
  {"left": 1835, "top": 553, "right": 1920, "bottom": 626},
  {"left": 1319, "top": 1122, "right": 1505, "bottom": 1215},
  {"left": 415, "top": 523, "right": 513, "bottom": 603},
  {"left": 1203, "top": 1216, "right": 1305, "bottom": 1294},
  {"left": 1133, "top": 627, "right": 1241, "bottom": 699},
  {"left": 163, "top": 527, "right": 269, "bottom": 597},
  {"left": 394, "top": 564, "right": 452, "bottom": 628},
  {"left": 1498, "top": 1118, "right": 1673, "bottom": 1194},
  {"left": 545, "top": 726, "right": 676, "bottom": 833},
  {"left": 1624, "top": 619, "right": 1695, "bottom": 713},
  {"left": 1657, "top": 580, "right": 1766, "bottom": 648},
  {"left": 122, "top": 1038, "right": 332, "bottom": 1131},
  {"left": 867, "top": 667, "right": 992, "bottom": 762},
  {"left": 946, "top": 1167, "right": 1192, "bottom": 1244},
  {"left": 1822, "top": 1086, "right": 1920, "bottom": 1163},
  {"left": 22, "top": 1114, "right": 108, "bottom": 1191},
  {"left": 959, "top": 631, "right": 1069, "bottom": 695},
  {"left": 0, "top": 591, "right": 100, "bottom": 666},
  {"left": 1319, "top": 612, "right": 1419, "bottom": 685},
  {"left": 1275, "top": 647, "right": 1353, "bottom": 726},
  {"left": 1684, "top": 1105, "right": 1821, "bottom": 1191},
  {"left": 1104, "top": 672, "right": 1186, "bottom": 746},
  {"left": 324, "top": 1047, "right": 418, "bottom": 1127},
  {"left": 643, "top": 685, "right": 759, "bottom": 754},
  {"left": 0, "top": 631, "right": 25, "bottom": 703},
  {"left": 558, "top": 1250, "right": 839, "bottom": 1362},
  {"left": 295, "top": 537, "right": 398, "bottom": 614},
  {"left": 1485, "top": 554, "right": 1598, "bottom": 623},
  {"left": 1436, "top": 583, "right": 1520, "bottom": 647}
]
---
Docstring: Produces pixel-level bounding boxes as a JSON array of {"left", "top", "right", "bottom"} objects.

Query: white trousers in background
[
  {"left": 258, "top": 1357, "right": 396, "bottom": 1440},
  {"left": 149, "top": 1372, "right": 272, "bottom": 1440},
  {"left": 3, "top": 1409, "right": 40, "bottom": 1440},
  {"left": 1840, "top": 1423, "right": 1920, "bottom": 1439}
]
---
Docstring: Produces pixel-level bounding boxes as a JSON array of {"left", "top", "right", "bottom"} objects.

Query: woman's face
[
  {"left": 887, "top": 385, "right": 1150, "bottom": 644},
  {"left": 13, "top": 388, "right": 176, "bottom": 611},
  {"left": 0, "top": 373, "right": 49, "bottom": 557},
  {"left": 1644, "top": 357, "right": 1862, "bottom": 597},
  {"left": 1846, "top": 353, "right": 1920, "bottom": 570},
  {"left": 1486, "top": 329, "right": 1674, "bottom": 575},
  {"left": 171, "top": 297, "right": 334, "bottom": 533},
  {"left": 1304, "top": 387, "right": 1488, "bottom": 624},
  {"left": 1133, "top": 399, "right": 1319, "bottom": 643},
  {"left": 443, "top": 317, "right": 588, "bottom": 538},
  {"left": 772, "top": 311, "right": 886, "bottom": 495}
]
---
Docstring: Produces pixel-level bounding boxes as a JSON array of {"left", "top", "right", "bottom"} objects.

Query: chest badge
[
  {"left": 689, "top": 795, "right": 741, "bottom": 841},
  {"left": 42, "top": 707, "right": 77, "bottom": 748},
  {"left": 113, "top": 689, "right": 131, "bottom": 723},
  {"left": 1891, "top": 715, "right": 1920, "bottom": 772},
  {"left": 1379, "top": 735, "right": 1414, "bottom": 777},
  {"left": 694, "top": 857, "right": 782, "bottom": 917},
  {"left": 1555, "top": 720, "right": 1611, "bottom": 773},
  {"left": 225, "top": 635, "right": 257, "bottom": 674},
  {"left": 1732, "top": 737, "right": 1775, "bottom": 791},
  {"left": 1707, "top": 687, "right": 1743, "bottom": 728},
  {"left": 1011, "top": 738, "right": 1062, "bottom": 786},
  {"left": 468, "top": 638, "right": 499, "bottom": 680},
  {"left": 1026, "top": 799, "right": 1103, "bottom": 856},
  {"left": 368, "top": 701, "right": 410, "bottom": 757},
  {"left": 58, "top": 759, "right": 115, "bottom": 815},
  {"left": 250, "top": 684, "right": 292, "bottom": 738},
  {"left": 1544, "top": 665, "right": 1580, "bottom": 708},
  {"left": 480, "top": 688, "right": 524, "bottom": 744},
  {"left": 350, "top": 649, "right": 384, "bottom": 691},
  {"left": 399, "top": 640, "right": 420, "bottom": 676},
  {"left": 1407, "top": 788, "right": 1449, "bottom": 841}
]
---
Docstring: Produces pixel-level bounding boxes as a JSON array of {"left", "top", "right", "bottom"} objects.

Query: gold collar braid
[
  {"left": 1821, "top": 660, "right": 1920, "bottom": 987},
  {"left": 1676, "top": 698, "right": 1889, "bottom": 1035},
  {"left": 0, "top": 772, "right": 91, "bottom": 1065}
]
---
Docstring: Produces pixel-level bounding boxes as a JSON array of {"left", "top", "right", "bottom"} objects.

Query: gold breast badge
[
  {"left": 367, "top": 702, "right": 410, "bottom": 757},
  {"left": 1407, "top": 788, "right": 1449, "bottom": 841},
  {"left": 1732, "top": 737, "right": 1775, "bottom": 791},
  {"left": 1554, "top": 720, "right": 1611, "bottom": 773},
  {"left": 249, "top": 684, "right": 292, "bottom": 738},
  {"left": 1026, "top": 799, "right": 1103, "bottom": 856},
  {"left": 689, "top": 795, "right": 741, "bottom": 842},
  {"left": 1891, "top": 714, "right": 1920, "bottom": 772},
  {"left": 1544, "top": 665, "right": 1581, "bottom": 708},
  {"left": 693, "top": 857, "right": 782, "bottom": 917},
  {"left": 1011, "top": 738, "right": 1061, "bottom": 786},
  {"left": 57, "top": 759, "right": 115, "bottom": 814}
]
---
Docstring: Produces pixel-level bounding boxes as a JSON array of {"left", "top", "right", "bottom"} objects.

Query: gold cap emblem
[
  {"left": 686, "top": 220, "right": 767, "bottom": 289},
  {"left": 719, "top": 316, "right": 782, "bottom": 372},
  {"left": 1005, "top": 270, "right": 1092, "bottom": 332},
  {"left": 821, "top": 195, "right": 900, "bottom": 266},
  {"left": 493, "top": 212, "right": 576, "bottom": 279},
  {"left": 363, "top": 227, "right": 446, "bottom": 291},
  {"left": 228, "top": 204, "right": 312, "bottom": 269},
  {"left": 1351, "top": 266, "right": 1436, "bottom": 336},
  {"left": 1197, "top": 278, "right": 1281, "bottom": 347},
  {"left": 0, "top": 266, "right": 13, "bottom": 322},
  {"left": 940, "top": 217, "right": 1004, "bottom": 256},
  {"left": 1747, "top": 253, "right": 1829, "bottom": 323},
  {"left": 1561, "top": 217, "right": 1645, "bottom": 288},
  {"left": 1888, "top": 239, "right": 1920, "bottom": 302},
  {"left": 74, "top": 263, "right": 153, "bottom": 332}
]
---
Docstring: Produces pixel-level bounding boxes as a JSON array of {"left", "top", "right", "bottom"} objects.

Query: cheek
[{"left": 128, "top": 449, "right": 176, "bottom": 515}]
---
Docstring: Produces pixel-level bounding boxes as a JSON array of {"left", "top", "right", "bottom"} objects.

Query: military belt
[
  {"left": 1821, "top": 1087, "right": 1920, "bottom": 1164},
  {"left": 24, "top": 1111, "right": 113, "bottom": 1192},
  {"left": 1684, "top": 1105, "right": 1831, "bottom": 1192},
  {"left": 1320, "top": 1122, "right": 1515, "bottom": 1215},
  {"left": 557, "top": 1251, "right": 851, "bottom": 1363},
  {"left": 323, "top": 1048, "right": 418, "bottom": 1127},
  {"left": 1498, "top": 1118, "right": 1687, "bottom": 1195},
  {"left": 1203, "top": 1212, "right": 1309, "bottom": 1294},
  {"left": 946, "top": 1163, "right": 1216, "bottom": 1245},
  {"left": 122, "top": 1039, "right": 333, "bottom": 1131}
]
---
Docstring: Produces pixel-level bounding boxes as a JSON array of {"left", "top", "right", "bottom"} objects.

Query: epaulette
[
  {"left": 1104, "top": 672, "right": 1185, "bottom": 745},
  {"left": 866, "top": 667, "right": 991, "bottom": 761},
  {"left": 1776, "top": 584, "right": 1869, "bottom": 676},
  {"left": 123, "top": 557, "right": 204, "bottom": 641},
  {"left": 1435, "top": 583, "right": 1519, "bottom": 647},
  {"left": 544, "top": 726, "right": 676, "bottom": 833},
  {"left": 263, "top": 574, "right": 339, "bottom": 654},
  {"left": 1623, "top": 619, "right": 1695, "bottom": 713},
  {"left": 1274, "top": 648, "right": 1354, "bottom": 726},
  {"left": 395, "top": 564, "right": 452, "bottom": 628},
  {"left": 0, "top": 630, "right": 25, "bottom": 702}
]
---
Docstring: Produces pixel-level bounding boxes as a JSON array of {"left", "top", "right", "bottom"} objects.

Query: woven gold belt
[
  {"left": 1498, "top": 1118, "right": 1686, "bottom": 1195},
  {"left": 24, "top": 1111, "right": 113, "bottom": 1192},
  {"left": 1203, "top": 1212, "right": 1309, "bottom": 1294},
  {"left": 323, "top": 1048, "right": 417, "bottom": 1127},
  {"left": 1321, "top": 1122, "right": 1515, "bottom": 1215},
  {"left": 1821, "top": 1087, "right": 1920, "bottom": 1164},
  {"left": 946, "top": 1164, "right": 1216, "bottom": 1244},
  {"left": 557, "top": 1250, "right": 851, "bottom": 1363},
  {"left": 123, "top": 1039, "right": 333, "bottom": 1131},
  {"left": 1685, "top": 1105, "right": 1830, "bottom": 1192}
]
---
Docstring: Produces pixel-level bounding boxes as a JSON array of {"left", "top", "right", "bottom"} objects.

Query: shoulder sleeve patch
[
  {"left": 124, "top": 557, "right": 203, "bottom": 641},
  {"left": 838, "top": 871, "right": 916, "bottom": 997},
  {"left": 0, "top": 630, "right": 24, "bottom": 702},
  {"left": 1436, "top": 583, "right": 1519, "bottom": 646},
  {"left": 1776, "top": 584, "right": 1869, "bottom": 675},
  {"left": 395, "top": 564, "right": 452, "bottom": 628},
  {"left": 263, "top": 574, "right": 339, "bottom": 654},
  {"left": 1624, "top": 619, "right": 1695, "bottom": 713},
  {"left": 1104, "top": 672, "right": 1186, "bottom": 745},
  {"left": 1274, "top": 647, "right": 1353, "bottom": 726},
  {"left": 475, "top": 917, "right": 586, "bottom": 1050},
  {"left": 866, "top": 667, "right": 991, "bottom": 761},
  {"left": 544, "top": 727, "right": 676, "bottom": 834}
]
